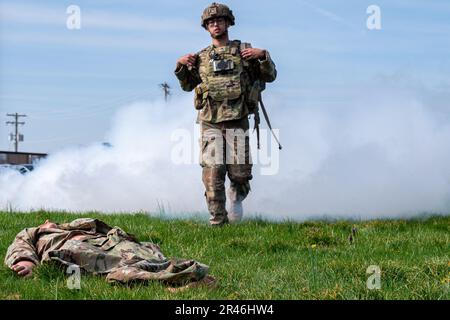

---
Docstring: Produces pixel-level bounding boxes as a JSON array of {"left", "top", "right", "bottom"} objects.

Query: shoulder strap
[
  {"left": 226, "top": 40, "right": 240, "bottom": 56},
  {"left": 239, "top": 41, "right": 252, "bottom": 52},
  {"left": 196, "top": 45, "right": 213, "bottom": 57},
  {"left": 188, "top": 45, "right": 212, "bottom": 72}
]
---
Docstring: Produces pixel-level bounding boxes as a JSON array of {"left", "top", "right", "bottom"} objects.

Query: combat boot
[
  {"left": 227, "top": 187, "right": 244, "bottom": 223},
  {"left": 206, "top": 199, "right": 229, "bottom": 226},
  {"left": 210, "top": 215, "right": 229, "bottom": 227}
]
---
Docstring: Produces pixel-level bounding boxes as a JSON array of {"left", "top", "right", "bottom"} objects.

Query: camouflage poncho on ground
[{"left": 4, "top": 218, "right": 209, "bottom": 285}]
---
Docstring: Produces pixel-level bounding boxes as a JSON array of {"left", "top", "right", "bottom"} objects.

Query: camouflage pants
[{"left": 200, "top": 117, "right": 253, "bottom": 225}]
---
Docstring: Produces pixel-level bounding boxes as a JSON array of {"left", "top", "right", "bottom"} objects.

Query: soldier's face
[
  {"left": 206, "top": 17, "right": 229, "bottom": 39},
  {"left": 40, "top": 219, "right": 58, "bottom": 230}
]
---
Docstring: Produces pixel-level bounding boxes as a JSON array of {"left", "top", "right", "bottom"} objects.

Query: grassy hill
[{"left": 0, "top": 211, "right": 448, "bottom": 300}]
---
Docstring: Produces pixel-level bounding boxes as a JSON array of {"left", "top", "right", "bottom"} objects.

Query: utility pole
[
  {"left": 6, "top": 113, "right": 26, "bottom": 152},
  {"left": 159, "top": 82, "right": 171, "bottom": 102}
]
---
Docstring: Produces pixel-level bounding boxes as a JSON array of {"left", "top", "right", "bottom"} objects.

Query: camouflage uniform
[
  {"left": 4, "top": 218, "right": 209, "bottom": 285},
  {"left": 174, "top": 3, "right": 277, "bottom": 225}
]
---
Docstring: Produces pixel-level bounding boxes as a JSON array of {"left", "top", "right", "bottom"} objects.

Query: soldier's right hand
[
  {"left": 177, "top": 53, "right": 197, "bottom": 67},
  {"left": 11, "top": 260, "right": 36, "bottom": 278}
]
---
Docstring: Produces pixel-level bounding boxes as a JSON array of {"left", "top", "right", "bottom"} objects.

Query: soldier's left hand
[
  {"left": 11, "top": 260, "right": 36, "bottom": 278},
  {"left": 241, "top": 48, "right": 266, "bottom": 60}
]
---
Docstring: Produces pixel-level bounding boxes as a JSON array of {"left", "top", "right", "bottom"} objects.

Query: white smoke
[
  {"left": 1, "top": 96, "right": 205, "bottom": 215},
  {"left": 1, "top": 85, "right": 450, "bottom": 220}
]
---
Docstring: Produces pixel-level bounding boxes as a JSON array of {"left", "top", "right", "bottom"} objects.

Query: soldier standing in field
[{"left": 175, "top": 3, "right": 277, "bottom": 226}]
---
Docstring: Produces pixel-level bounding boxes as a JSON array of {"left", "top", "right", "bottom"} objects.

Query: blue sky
[{"left": 1, "top": 0, "right": 449, "bottom": 153}]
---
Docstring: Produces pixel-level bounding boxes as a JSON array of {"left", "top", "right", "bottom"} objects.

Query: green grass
[{"left": 0, "top": 211, "right": 449, "bottom": 300}]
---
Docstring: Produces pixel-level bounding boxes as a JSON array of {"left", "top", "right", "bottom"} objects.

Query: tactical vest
[
  {"left": 194, "top": 40, "right": 258, "bottom": 113},
  {"left": 192, "top": 41, "right": 282, "bottom": 149}
]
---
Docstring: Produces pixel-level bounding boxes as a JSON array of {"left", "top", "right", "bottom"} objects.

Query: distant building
[{"left": 0, "top": 150, "right": 47, "bottom": 165}]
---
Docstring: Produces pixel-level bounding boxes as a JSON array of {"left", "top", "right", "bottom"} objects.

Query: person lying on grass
[{"left": 5, "top": 218, "right": 215, "bottom": 288}]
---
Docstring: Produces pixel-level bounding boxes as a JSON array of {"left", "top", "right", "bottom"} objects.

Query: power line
[
  {"left": 6, "top": 113, "right": 27, "bottom": 152},
  {"left": 29, "top": 88, "right": 157, "bottom": 120},
  {"left": 2, "top": 87, "right": 167, "bottom": 150}
]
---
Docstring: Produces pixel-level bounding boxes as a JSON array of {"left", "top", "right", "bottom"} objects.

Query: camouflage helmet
[{"left": 201, "top": 2, "right": 235, "bottom": 28}]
